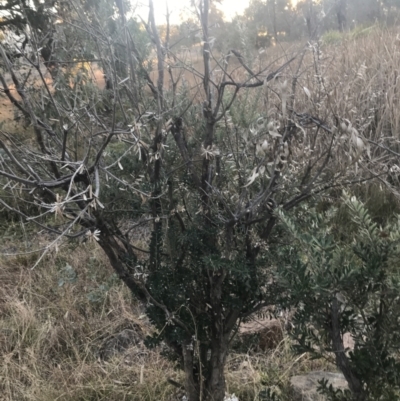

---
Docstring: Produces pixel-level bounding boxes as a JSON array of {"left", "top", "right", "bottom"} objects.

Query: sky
[
  {"left": 133, "top": 0, "right": 299, "bottom": 25},
  {"left": 133, "top": 0, "right": 249, "bottom": 24}
]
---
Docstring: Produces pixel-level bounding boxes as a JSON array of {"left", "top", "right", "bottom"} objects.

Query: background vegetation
[{"left": 1, "top": 0, "right": 400, "bottom": 400}]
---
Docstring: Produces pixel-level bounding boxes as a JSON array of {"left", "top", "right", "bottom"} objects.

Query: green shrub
[
  {"left": 279, "top": 194, "right": 400, "bottom": 400},
  {"left": 322, "top": 30, "right": 344, "bottom": 45}
]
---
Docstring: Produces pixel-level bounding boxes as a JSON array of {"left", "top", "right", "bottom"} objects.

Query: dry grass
[
  {"left": 0, "top": 235, "right": 177, "bottom": 401},
  {"left": 0, "top": 223, "right": 332, "bottom": 401},
  {"left": 159, "top": 23, "right": 400, "bottom": 194},
  {"left": 319, "top": 26, "right": 400, "bottom": 140}
]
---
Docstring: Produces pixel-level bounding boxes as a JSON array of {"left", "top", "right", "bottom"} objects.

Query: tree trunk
[
  {"left": 336, "top": 0, "right": 347, "bottom": 32},
  {"left": 204, "top": 339, "right": 228, "bottom": 401},
  {"left": 330, "top": 297, "right": 366, "bottom": 400},
  {"left": 181, "top": 340, "right": 228, "bottom": 401},
  {"left": 182, "top": 344, "right": 201, "bottom": 401},
  {"left": 96, "top": 229, "right": 147, "bottom": 304},
  {"left": 202, "top": 271, "right": 230, "bottom": 401},
  {"left": 268, "top": 0, "right": 278, "bottom": 43}
]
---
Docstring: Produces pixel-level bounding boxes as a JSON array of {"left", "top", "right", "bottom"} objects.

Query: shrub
[{"left": 279, "top": 195, "right": 400, "bottom": 400}]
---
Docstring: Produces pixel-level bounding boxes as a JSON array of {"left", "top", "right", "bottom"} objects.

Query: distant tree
[
  {"left": 298, "top": 0, "right": 324, "bottom": 38},
  {"left": 244, "top": 0, "right": 297, "bottom": 43},
  {"left": 244, "top": 0, "right": 269, "bottom": 47},
  {"left": 321, "top": 0, "right": 390, "bottom": 28},
  {"left": 268, "top": 0, "right": 294, "bottom": 40},
  {"left": 208, "top": 2, "right": 227, "bottom": 51},
  {"left": 335, "top": 0, "right": 347, "bottom": 31},
  {"left": 0, "top": 0, "right": 56, "bottom": 64},
  {"left": 346, "top": 0, "right": 382, "bottom": 25}
]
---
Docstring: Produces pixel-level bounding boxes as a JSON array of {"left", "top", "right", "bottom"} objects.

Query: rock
[
  {"left": 236, "top": 318, "right": 283, "bottom": 352},
  {"left": 343, "top": 332, "right": 355, "bottom": 350},
  {"left": 290, "top": 371, "right": 348, "bottom": 401},
  {"left": 224, "top": 394, "right": 239, "bottom": 401},
  {"left": 99, "top": 326, "right": 143, "bottom": 360}
]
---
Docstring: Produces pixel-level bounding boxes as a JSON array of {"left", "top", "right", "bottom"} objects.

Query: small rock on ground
[
  {"left": 290, "top": 371, "right": 348, "bottom": 401},
  {"left": 99, "top": 326, "right": 143, "bottom": 360}
]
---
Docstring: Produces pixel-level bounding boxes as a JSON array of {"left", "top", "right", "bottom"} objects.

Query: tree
[
  {"left": 321, "top": 0, "right": 388, "bottom": 29},
  {"left": 0, "top": 0, "right": 56, "bottom": 65},
  {"left": 334, "top": 0, "right": 347, "bottom": 31},
  {"left": 244, "top": 0, "right": 297, "bottom": 45},
  {"left": 297, "top": 0, "right": 323, "bottom": 38},
  {"left": 267, "top": 0, "right": 294, "bottom": 41},
  {"left": 279, "top": 195, "right": 400, "bottom": 400},
  {"left": 0, "top": 0, "right": 385, "bottom": 400}
]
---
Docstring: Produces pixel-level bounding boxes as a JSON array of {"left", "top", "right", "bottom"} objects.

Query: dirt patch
[{"left": 0, "top": 62, "right": 106, "bottom": 126}]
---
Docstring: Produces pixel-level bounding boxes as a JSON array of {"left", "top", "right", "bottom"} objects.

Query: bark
[
  {"left": 204, "top": 339, "right": 228, "bottom": 401},
  {"left": 330, "top": 297, "right": 366, "bottom": 400},
  {"left": 96, "top": 226, "right": 147, "bottom": 304},
  {"left": 183, "top": 344, "right": 200, "bottom": 401},
  {"left": 181, "top": 338, "right": 229, "bottom": 401},
  {"left": 203, "top": 269, "right": 230, "bottom": 401}
]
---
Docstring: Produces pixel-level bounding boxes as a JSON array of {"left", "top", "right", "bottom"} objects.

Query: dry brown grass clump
[{"left": 0, "top": 233, "right": 178, "bottom": 401}]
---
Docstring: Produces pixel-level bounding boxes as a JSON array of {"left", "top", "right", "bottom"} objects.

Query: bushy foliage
[
  {"left": 279, "top": 195, "right": 400, "bottom": 400},
  {"left": 322, "top": 30, "right": 344, "bottom": 45}
]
